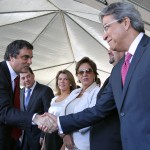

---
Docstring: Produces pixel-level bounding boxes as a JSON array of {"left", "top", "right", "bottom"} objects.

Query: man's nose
[
  {"left": 103, "top": 32, "right": 108, "bottom": 41},
  {"left": 27, "top": 58, "right": 32, "bottom": 65}
]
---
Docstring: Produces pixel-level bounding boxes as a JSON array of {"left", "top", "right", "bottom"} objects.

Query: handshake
[{"left": 33, "top": 113, "right": 58, "bottom": 133}]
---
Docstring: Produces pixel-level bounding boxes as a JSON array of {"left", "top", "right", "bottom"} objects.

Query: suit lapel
[
  {"left": 116, "top": 59, "right": 124, "bottom": 93},
  {"left": 64, "top": 88, "right": 82, "bottom": 113},
  {"left": 27, "top": 83, "right": 40, "bottom": 111},
  {"left": 20, "top": 88, "right": 25, "bottom": 111},
  {"left": 120, "top": 35, "right": 149, "bottom": 109},
  {"left": 112, "top": 59, "right": 124, "bottom": 110}
]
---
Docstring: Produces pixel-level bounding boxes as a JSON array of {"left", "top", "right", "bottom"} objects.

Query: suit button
[{"left": 120, "top": 112, "right": 125, "bottom": 117}]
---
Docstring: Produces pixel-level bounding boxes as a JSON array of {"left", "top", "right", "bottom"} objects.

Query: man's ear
[
  {"left": 123, "top": 17, "right": 131, "bottom": 31},
  {"left": 9, "top": 56, "right": 14, "bottom": 61}
]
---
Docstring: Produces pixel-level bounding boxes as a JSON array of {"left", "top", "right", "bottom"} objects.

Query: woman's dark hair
[{"left": 75, "top": 57, "right": 99, "bottom": 83}]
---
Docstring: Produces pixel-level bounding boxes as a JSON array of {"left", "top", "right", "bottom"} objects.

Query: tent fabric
[{"left": 0, "top": 0, "right": 149, "bottom": 91}]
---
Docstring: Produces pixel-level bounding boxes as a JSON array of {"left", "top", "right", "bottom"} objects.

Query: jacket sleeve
[{"left": 59, "top": 82, "right": 116, "bottom": 133}]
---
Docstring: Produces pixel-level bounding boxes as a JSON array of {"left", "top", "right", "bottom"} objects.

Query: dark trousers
[
  {"left": 0, "top": 126, "right": 21, "bottom": 150},
  {"left": 21, "top": 132, "right": 41, "bottom": 150},
  {"left": 10, "top": 138, "right": 21, "bottom": 150}
]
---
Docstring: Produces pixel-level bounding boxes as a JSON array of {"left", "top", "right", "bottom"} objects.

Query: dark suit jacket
[
  {"left": 0, "top": 61, "right": 33, "bottom": 150},
  {"left": 20, "top": 82, "right": 54, "bottom": 150},
  {"left": 59, "top": 34, "right": 150, "bottom": 150},
  {"left": 90, "top": 77, "right": 122, "bottom": 150}
]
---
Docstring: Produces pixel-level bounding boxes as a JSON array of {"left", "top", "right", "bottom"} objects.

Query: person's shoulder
[
  {"left": 0, "top": 61, "right": 7, "bottom": 70},
  {"left": 0, "top": 61, "right": 6, "bottom": 65},
  {"left": 70, "top": 88, "right": 81, "bottom": 95},
  {"left": 51, "top": 96, "right": 58, "bottom": 103},
  {"left": 65, "top": 88, "right": 81, "bottom": 100},
  {"left": 0, "top": 61, "right": 10, "bottom": 80},
  {"left": 141, "top": 34, "right": 150, "bottom": 45},
  {"left": 92, "top": 85, "right": 101, "bottom": 95},
  {"left": 36, "top": 82, "right": 52, "bottom": 90},
  {"left": 95, "top": 85, "right": 101, "bottom": 90},
  {"left": 20, "top": 87, "right": 25, "bottom": 91}
]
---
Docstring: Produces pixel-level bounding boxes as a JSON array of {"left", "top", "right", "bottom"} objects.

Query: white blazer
[
  {"left": 64, "top": 82, "right": 100, "bottom": 114},
  {"left": 63, "top": 82, "right": 100, "bottom": 150}
]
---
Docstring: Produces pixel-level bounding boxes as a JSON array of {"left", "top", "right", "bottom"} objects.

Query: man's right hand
[
  {"left": 33, "top": 114, "right": 53, "bottom": 131},
  {"left": 38, "top": 113, "right": 58, "bottom": 133}
]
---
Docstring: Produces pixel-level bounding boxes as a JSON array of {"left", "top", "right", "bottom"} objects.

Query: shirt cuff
[
  {"left": 57, "top": 117, "right": 63, "bottom": 134},
  {"left": 32, "top": 113, "right": 37, "bottom": 125}
]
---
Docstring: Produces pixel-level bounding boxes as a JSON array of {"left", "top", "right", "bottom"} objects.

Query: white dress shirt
[{"left": 127, "top": 32, "right": 144, "bottom": 62}]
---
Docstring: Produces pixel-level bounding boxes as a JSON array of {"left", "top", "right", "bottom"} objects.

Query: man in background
[
  {"left": 20, "top": 67, "right": 54, "bottom": 150},
  {"left": 90, "top": 50, "right": 124, "bottom": 150}
]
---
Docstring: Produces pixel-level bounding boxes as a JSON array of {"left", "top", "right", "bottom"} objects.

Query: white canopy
[{"left": 0, "top": 0, "right": 149, "bottom": 90}]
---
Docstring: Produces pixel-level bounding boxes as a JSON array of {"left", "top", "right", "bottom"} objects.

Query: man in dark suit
[
  {"left": 20, "top": 67, "right": 54, "bottom": 150},
  {"left": 90, "top": 50, "right": 124, "bottom": 150},
  {"left": 44, "top": 2, "right": 150, "bottom": 150},
  {"left": 0, "top": 40, "right": 52, "bottom": 150}
]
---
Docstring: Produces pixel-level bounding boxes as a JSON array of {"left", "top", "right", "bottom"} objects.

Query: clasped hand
[{"left": 33, "top": 113, "right": 58, "bottom": 133}]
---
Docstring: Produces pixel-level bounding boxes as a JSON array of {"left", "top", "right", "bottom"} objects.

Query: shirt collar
[
  {"left": 6, "top": 61, "right": 18, "bottom": 82},
  {"left": 25, "top": 81, "right": 36, "bottom": 93},
  {"left": 127, "top": 32, "right": 144, "bottom": 56}
]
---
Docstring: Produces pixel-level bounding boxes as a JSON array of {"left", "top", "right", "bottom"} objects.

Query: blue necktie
[{"left": 24, "top": 88, "right": 31, "bottom": 110}]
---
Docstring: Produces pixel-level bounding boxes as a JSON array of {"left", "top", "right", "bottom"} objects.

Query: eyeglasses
[
  {"left": 103, "top": 19, "right": 122, "bottom": 32},
  {"left": 77, "top": 68, "right": 93, "bottom": 75}
]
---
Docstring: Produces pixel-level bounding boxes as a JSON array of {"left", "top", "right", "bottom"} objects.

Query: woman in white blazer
[{"left": 62, "top": 57, "right": 100, "bottom": 150}]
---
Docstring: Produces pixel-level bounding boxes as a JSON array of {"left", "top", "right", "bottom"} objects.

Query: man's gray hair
[{"left": 100, "top": 2, "right": 145, "bottom": 33}]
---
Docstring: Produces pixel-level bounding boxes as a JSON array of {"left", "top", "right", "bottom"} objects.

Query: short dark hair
[
  {"left": 75, "top": 57, "right": 99, "bottom": 82},
  {"left": 4, "top": 40, "right": 33, "bottom": 61}
]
